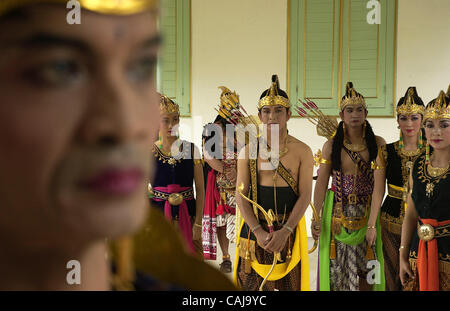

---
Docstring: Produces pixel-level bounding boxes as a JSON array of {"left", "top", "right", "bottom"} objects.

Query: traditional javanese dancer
[
  {"left": 234, "top": 75, "right": 312, "bottom": 291},
  {"left": 367, "top": 87, "right": 426, "bottom": 291},
  {"left": 202, "top": 87, "right": 241, "bottom": 273},
  {"left": 307, "top": 82, "right": 386, "bottom": 291},
  {"left": 400, "top": 90, "right": 450, "bottom": 291},
  {"left": 150, "top": 94, "right": 204, "bottom": 257}
]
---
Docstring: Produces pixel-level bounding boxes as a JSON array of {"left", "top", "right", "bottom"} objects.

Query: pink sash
[
  {"left": 203, "top": 170, "right": 219, "bottom": 260},
  {"left": 153, "top": 184, "right": 195, "bottom": 254}
]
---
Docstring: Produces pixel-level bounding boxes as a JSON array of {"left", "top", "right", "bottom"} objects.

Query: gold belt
[
  {"left": 152, "top": 189, "right": 194, "bottom": 206},
  {"left": 220, "top": 187, "right": 236, "bottom": 195},
  {"left": 417, "top": 223, "right": 450, "bottom": 242},
  {"left": 387, "top": 184, "right": 405, "bottom": 200},
  {"left": 332, "top": 199, "right": 370, "bottom": 231},
  {"left": 380, "top": 213, "right": 402, "bottom": 235},
  {"left": 340, "top": 215, "right": 368, "bottom": 231}
]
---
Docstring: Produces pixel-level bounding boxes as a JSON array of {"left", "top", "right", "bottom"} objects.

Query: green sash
[{"left": 318, "top": 190, "right": 385, "bottom": 291}]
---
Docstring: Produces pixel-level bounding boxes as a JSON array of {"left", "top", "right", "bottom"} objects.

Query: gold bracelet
[
  {"left": 251, "top": 224, "right": 261, "bottom": 233},
  {"left": 371, "top": 161, "right": 385, "bottom": 170},
  {"left": 399, "top": 245, "right": 407, "bottom": 251},
  {"left": 367, "top": 226, "right": 376, "bottom": 229},
  {"left": 283, "top": 224, "right": 294, "bottom": 234},
  {"left": 194, "top": 223, "right": 202, "bottom": 228},
  {"left": 193, "top": 159, "right": 203, "bottom": 165}
]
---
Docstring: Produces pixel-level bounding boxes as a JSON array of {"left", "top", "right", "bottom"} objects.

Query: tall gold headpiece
[
  {"left": 159, "top": 94, "right": 179, "bottom": 115},
  {"left": 340, "top": 82, "right": 367, "bottom": 111},
  {"left": 396, "top": 87, "right": 425, "bottom": 116},
  {"left": 257, "top": 75, "right": 290, "bottom": 110},
  {"left": 0, "top": 0, "right": 157, "bottom": 17},
  {"left": 424, "top": 90, "right": 450, "bottom": 121},
  {"left": 217, "top": 86, "right": 240, "bottom": 122}
]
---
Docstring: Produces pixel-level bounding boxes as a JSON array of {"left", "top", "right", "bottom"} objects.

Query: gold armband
[
  {"left": 319, "top": 157, "right": 332, "bottom": 165},
  {"left": 313, "top": 149, "right": 331, "bottom": 166}
]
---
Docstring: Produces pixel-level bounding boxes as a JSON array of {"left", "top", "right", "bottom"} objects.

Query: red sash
[
  {"left": 417, "top": 218, "right": 450, "bottom": 291},
  {"left": 153, "top": 184, "right": 195, "bottom": 254}
]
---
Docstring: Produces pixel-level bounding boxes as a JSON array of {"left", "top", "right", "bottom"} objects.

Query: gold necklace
[
  {"left": 154, "top": 144, "right": 181, "bottom": 166},
  {"left": 400, "top": 148, "right": 422, "bottom": 157},
  {"left": 343, "top": 139, "right": 367, "bottom": 152},
  {"left": 427, "top": 162, "right": 450, "bottom": 178},
  {"left": 261, "top": 135, "right": 289, "bottom": 161}
]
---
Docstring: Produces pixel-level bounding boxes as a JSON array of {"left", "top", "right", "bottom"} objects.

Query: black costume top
[
  {"left": 409, "top": 153, "right": 450, "bottom": 263},
  {"left": 151, "top": 141, "right": 197, "bottom": 218},
  {"left": 380, "top": 142, "right": 425, "bottom": 230}
]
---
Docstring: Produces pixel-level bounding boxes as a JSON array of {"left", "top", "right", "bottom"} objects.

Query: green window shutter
[
  {"left": 158, "top": 0, "right": 191, "bottom": 116},
  {"left": 289, "top": 0, "right": 341, "bottom": 115},
  {"left": 340, "top": 0, "right": 396, "bottom": 116},
  {"left": 288, "top": 0, "right": 397, "bottom": 117}
]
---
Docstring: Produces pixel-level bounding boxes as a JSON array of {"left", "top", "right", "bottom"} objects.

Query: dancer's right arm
[
  {"left": 235, "top": 145, "right": 270, "bottom": 248},
  {"left": 366, "top": 146, "right": 387, "bottom": 246},
  {"left": 311, "top": 140, "right": 332, "bottom": 240}
]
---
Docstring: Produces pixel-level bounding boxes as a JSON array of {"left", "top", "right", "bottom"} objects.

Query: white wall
[{"left": 181, "top": 0, "right": 450, "bottom": 236}]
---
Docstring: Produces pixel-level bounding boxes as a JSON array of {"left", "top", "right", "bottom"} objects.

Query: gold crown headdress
[
  {"left": 295, "top": 99, "right": 339, "bottom": 140},
  {"left": 340, "top": 82, "right": 367, "bottom": 111},
  {"left": 0, "top": 0, "right": 157, "bottom": 17},
  {"left": 257, "top": 75, "right": 290, "bottom": 110},
  {"left": 159, "top": 94, "right": 179, "bottom": 115},
  {"left": 396, "top": 87, "right": 425, "bottom": 116},
  {"left": 424, "top": 90, "right": 450, "bottom": 121}
]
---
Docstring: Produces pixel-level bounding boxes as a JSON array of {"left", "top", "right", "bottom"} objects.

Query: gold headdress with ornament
[
  {"left": 159, "top": 94, "right": 179, "bottom": 115},
  {"left": 396, "top": 87, "right": 425, "bottom": 116},
  {"left": 424, "top": 90, "right": 450, "bottom": 121},
  {"left": 257, "top": 75, "right": 290, "bottom": 110},
  {"left": 340, "top": 82, "right": 367, "bottom": 111},
  {"left": 216, "top": 86, "right": 241, "bottom": 123},
  {"left": 0, "top": 0, "right": 157, "bottom": 16},
  {"left": 215, "top": 86, "right": 260, "bottom": 135}
]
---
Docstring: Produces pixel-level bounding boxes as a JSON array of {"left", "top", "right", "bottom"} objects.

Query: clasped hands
[{"left": 253, "top": 226, "right": 290, "bottom": 253}]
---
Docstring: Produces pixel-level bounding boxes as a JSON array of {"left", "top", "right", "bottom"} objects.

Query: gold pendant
[
  {"left": 405, "top": 161, "right": 413, "bottom": 171},
  {"left": 427, "top": 163, "right": 449, "bottom": 177},
  {"left": 426, "top": 182, "right": 434, "bottom": 198},
  {"left": 168, "top": 157, "right": 177, "bottom": 165}
]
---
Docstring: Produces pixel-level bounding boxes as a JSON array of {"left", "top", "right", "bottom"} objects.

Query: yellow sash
[{"left": 233, "top": 216, "right": 310, "bottom": 291}]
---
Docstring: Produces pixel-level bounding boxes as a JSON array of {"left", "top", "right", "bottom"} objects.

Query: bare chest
[
  {"left": 340, "top": 148, "right": 369, "bottom": 175},
  {"left": 256, "top": 152, "right": 300, "bottom": 187}
]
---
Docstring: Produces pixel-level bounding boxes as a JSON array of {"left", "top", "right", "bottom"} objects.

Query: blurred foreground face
[{"left": 0, "top": 5, "right": 160, "bottom": 250}]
